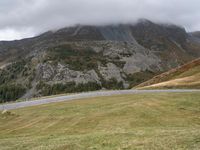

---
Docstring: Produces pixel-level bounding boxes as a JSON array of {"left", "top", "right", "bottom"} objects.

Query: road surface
[{"left": 0, "top": 89, "right": 199, "bottom": 110}]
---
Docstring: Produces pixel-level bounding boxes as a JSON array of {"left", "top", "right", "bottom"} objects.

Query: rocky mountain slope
[
  {"left": 136, "top": 58, "right": 200, "bottom": 89},
  {"left": 0, "top": 19, "right": 200, "bottom": 101},
  {"left": 191, "top": 31, "right": 200, "bottom": 38}
]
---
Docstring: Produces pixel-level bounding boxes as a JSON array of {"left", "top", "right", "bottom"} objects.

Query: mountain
[
  {"left": 0, "top": 19, "right": 200, "bottom": 102},
  {"left": 191, "top": 31, "right": 200, "bottom": 38},
  {"left": 135, "top": 58, "right": 200, "bottom": 89}
]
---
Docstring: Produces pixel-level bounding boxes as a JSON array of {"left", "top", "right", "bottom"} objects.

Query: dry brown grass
[
  {"left": 0, "top": 92, "right": 200, "bottom": 150},
  {"left": 136, "top": 58, "right": 200, "bottom": 89}
]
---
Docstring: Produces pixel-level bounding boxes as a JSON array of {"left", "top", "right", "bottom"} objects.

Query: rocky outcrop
[
  {"left": 37, "top": 63, "right": 101, "bottom": 85},
  {"left": 122, "top": 53, "right": 160, "bottom": 74},
  {"left": 98, "top": 63, "right": 125, "bottom": 81}
]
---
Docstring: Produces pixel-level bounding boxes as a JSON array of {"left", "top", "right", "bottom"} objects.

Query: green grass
[{"left": 0, "top": 92, "right": 200, "bottom": 150}]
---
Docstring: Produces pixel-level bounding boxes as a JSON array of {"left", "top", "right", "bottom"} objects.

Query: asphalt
[{"left": 0, "top": 89, "right": 199, "bottom": 110}]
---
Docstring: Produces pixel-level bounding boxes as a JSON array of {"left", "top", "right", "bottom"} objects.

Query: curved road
[{"left": 0, "top": 89, "right": 199, "bottom": 110}]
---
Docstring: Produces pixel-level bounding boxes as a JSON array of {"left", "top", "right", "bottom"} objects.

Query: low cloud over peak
[{"left": 0, "top": 0, "right": 200, "bottom": 40}]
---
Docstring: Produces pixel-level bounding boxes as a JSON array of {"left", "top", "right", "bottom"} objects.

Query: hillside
[
  {"left": 0, "top": 19, "right": 200, "bottom": 102},
  {"left": 0, "top": 92, "right": 200, "bottom": 149},
  {"left": 191, "top": 31, "right": 200, "bottom": 38},
  {"left": 136, "top": 58, "right": 200, "bottom": 89}
]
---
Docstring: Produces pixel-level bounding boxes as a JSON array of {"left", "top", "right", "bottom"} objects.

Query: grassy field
[
  {"left": 0, "top": 92, "right": 200, "bottom": 150},
  {"left": 136, "top": 58, "right": 200, "bottom": 89},
  {"left": 137, "top": 72, "right": 200, "bottom": 89}
]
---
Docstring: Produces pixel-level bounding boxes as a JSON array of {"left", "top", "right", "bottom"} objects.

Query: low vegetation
[
  {"left": 126, "top": 70, "right": 156, "bottom": 87},
  {"left": 136, "top": 58, "right": 200, "bottom": 89},
  {"left": 0, "top": 92, "right": 200, "bottom": 149},
  {"left": 0, "top": 59, "right": 27, "bottom": 84},
  {"left": 0, "top": 84, "right": 26, "bottom": 103},
  {"left": 102, "top": 78, "right": 124, "bottom": 90},
  {"left": 36, "top": 81, "right": 101, "bottom": 96},
  {"left": 36, "top": 78, "right": 125, "bottom": 97},
  {"left": 46, "top": 44, "right": 127, "bottom": 71},
  {"left": 0, "top": 58, "right": 36, "bottom": 102},
  {"left": 46, "top": 44, "right": 107, "bottom": 71}
]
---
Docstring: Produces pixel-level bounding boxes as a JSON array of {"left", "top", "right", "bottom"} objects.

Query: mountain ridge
[{"left": 0, "top": 19, "right": 200, "bottom": 102}]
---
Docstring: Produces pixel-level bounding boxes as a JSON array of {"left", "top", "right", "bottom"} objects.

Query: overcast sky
[{"left": 0, "top": 0, "right": 200, "bottom": 40}]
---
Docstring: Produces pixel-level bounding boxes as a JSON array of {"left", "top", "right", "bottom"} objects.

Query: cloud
[
  {"left": 0, "top": 0, "right": 200, "bottom": 40},
  {"left": 0, "top": 28, "right": 35, "bottom": 41}
]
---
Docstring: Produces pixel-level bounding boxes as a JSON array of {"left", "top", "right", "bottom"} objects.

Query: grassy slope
[
  {"left": 0, "top": 92, "right": 200, "bottom": 150},
  {"left": 136, "top": 58, "right": 200, "bottom": 89}
]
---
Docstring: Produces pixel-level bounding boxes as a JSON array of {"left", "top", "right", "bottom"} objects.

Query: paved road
[{"left": 0, "top": 89, "right": 199, "bottom": 110}]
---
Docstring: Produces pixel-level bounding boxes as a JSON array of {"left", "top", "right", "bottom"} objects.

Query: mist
[{"left": 0, "top": 0, "right": 200, "bottom": 40}]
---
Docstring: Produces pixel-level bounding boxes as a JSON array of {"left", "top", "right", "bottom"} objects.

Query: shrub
[
  {"left": 102, "top": 78, "right": 124, "bottom": 90},
  {"left": 126, "top": 70, "right": 156, "bottom": 88},
  {"left": 0, "top": 84, "right": 26, "bottom": 103},
  {"left": 37, "top": 81, "right": 101, "bottom": 96}
]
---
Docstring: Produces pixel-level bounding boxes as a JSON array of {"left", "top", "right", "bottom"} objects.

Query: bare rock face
[
  {"left": 37, "top": 63, "right": 55, "bottom": 81},
  {"left": 37, "top": 63, "right": 101, "bottom": 85},
  {"left": 122, "top": 53, "right": 161, "bottom": 74},
  {"left": 99, "top": 41, "right": 161, "bottom": 74},
  {"left": 99, "top": 63, "right": 125, "bottom": 82},
  {"left": 98, "top": 62, "right": 129, "bottom": 88}
]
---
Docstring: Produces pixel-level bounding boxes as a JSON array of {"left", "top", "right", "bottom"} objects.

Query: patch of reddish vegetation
[{"left": 136, "top": 58, "right": 200, "bottom": 87}]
